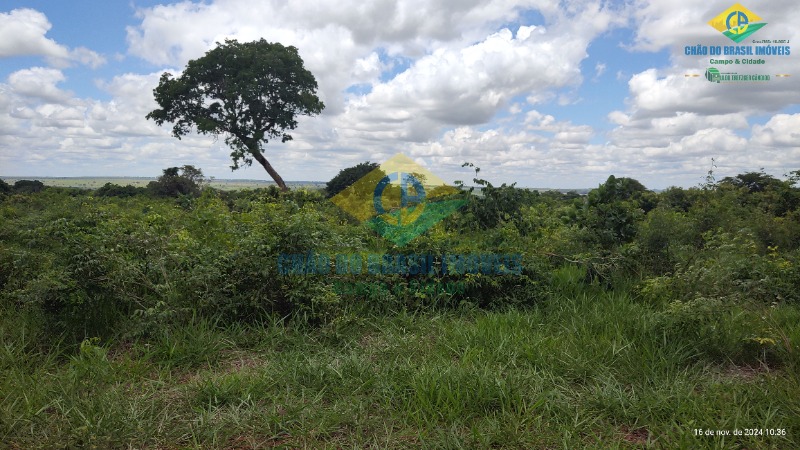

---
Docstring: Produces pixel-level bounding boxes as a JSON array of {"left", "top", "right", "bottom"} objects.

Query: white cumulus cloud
[{"left": 0, "top": 8, "right": 105, "bottom": 68}]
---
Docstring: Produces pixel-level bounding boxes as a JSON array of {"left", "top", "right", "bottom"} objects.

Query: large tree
[{"left": 146, "top": 39, "right": 325, "bottom": 190}]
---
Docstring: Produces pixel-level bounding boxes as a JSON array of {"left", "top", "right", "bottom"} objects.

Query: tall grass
[{"left": 2, "top": 279, "right": 798, "bottom": 448}]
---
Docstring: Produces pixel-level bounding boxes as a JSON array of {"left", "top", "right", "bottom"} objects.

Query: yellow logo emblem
[{"left": 708, "top": 3, "right": 766, "bottom": 43}]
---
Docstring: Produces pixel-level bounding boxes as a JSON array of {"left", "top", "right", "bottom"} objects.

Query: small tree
[
  {"left": 96, "top": 183, "right": 146, "bottom": 198},
  {"left": 147, "top": 165, "right": 205, "bottom": 197},
  {"left": 13, "top": 180, "right": 45, "bottom": 194},
  {"left": 582, "top": 175, "right": 651, "bottom": 248},
  {"left": 719, "top": 170, "right": 800, "bottom": 216},
  {"left": 146, "top": 39, "right": 325, "bottom": 191},
  {"left": 719, "top": 171, "right": 783, "bottom": 193},
  {"left": 325, "top": 161, "right": 381, "bottom": 198}
]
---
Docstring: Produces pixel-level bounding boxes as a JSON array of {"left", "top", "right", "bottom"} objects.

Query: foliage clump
[
  {"left": 0, "top": 163, "right": 799, "bottom": 343},
  {"left": 13, "top": 179, "right": 46, "bottom": 194},
  {"left": 325, "top": 161, "right": 380, "bottom": 198},
  {"left": 147, "top": 165, "right": 206, "bottom": 198},
  {"left": 96, "top": 183, "right": 147, "bottom": 198}
]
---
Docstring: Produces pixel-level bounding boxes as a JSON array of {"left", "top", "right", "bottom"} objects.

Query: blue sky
[
  {"left": 0, "top": 1, "right": 167, "bottom": 98},
  {"left": 0, "top": 0, "right": 798, "bottom": 189}
]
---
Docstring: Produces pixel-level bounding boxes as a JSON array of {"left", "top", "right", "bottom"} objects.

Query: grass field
[
  {"left": 1, "top": 177, "right": 797, "bottom": 448},
  {"left": 2, "top": 273, "right": 797, "bottom": 448}
]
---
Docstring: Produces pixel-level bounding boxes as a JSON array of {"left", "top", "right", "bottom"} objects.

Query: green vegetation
[
  {"left": 146, "top": 165, "right": 207, "bottom": 198},
  {"left": 12, "top": 179, "right": 46, "bottom": 194},
  {"left": 1, "top": 167, "right": 799, "bottom": 448},
  {"left": 0, "top": 176, "right": 324, "bottom": 191},
  {"left": 325, "top": 161, "right": 381, "bottom": 198},
  {"left": 146, "top": 39, "right": 325, "bottom": 190},
  {"left": 0, "top": 178, "right": 11, "bottom": 196}
]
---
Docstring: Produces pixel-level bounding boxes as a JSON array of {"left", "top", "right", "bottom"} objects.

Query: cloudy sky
[{"left": 0, "top": 0, "right": 798, "bottom": 189}]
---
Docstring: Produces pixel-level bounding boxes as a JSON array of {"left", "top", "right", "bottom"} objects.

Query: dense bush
[
  {"left": 579, "top": 175, "right": 655, "bottom": 249},
  {"left": 639, "top": 230, "right": 800, "bottom": 305},
  {"left": 147, "top": 165, "right": 206, "bottom": 197},
  {"left": 96, "top": 183, "right": 147, "bottom": 198},
  {"left": 1, "top": 166, "right": 798, "bottom": 342},
  {"left": 325, "top": 161, "right": 381, "bottom": 198},
  {"left": 13, "top": 179, "right": 46, "bottom": 194},
  {"left": 632, "top": 207, "right": 697, "bottom": 275},
  {"left": 450, "top": 164, "right": 539, "bottom": 231}
]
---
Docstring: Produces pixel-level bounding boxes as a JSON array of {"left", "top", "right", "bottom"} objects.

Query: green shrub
[
  {"left": 1, "top": 166, "right": 798, "bottom": 343},
  {"left": 325, "top": 161, "right": 381, "bottom": 198},
  {"left": 639, "top": 229, "right": 800, "bottom": 306},
  {"left": 96, "top": 183, "right": 146, "bottom": 198},
  {"left": 147, "top": 165, "right": 205, "bottom": 198},
  {"left": 13, "top": 179, "right": 46, "bottom": 194},
  {"left": 633, "top": 208, "right": 697, "bottom": 275}
]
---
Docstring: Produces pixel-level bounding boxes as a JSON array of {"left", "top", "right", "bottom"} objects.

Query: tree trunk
[{"left": 251, "top": 150, "right": 288, "bottom": 191}]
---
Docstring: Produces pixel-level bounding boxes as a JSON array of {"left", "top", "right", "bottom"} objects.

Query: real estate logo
[
  {"left": 330, "top": 154, "right": 466, "bottom": 246},
  {"left": 708, "top": 3, "right": 766, "bottom": 43},
  {"left": 704, "top": 66, "right": 771, "bottom": 83},
  {"left": 688, "top": 3, "right": 791, "bottom": 82},
  {"left": 705, "top": 67, "right": 721, "bottom": 82}
]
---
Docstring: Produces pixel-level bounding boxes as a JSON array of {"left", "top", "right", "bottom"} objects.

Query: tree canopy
[
  {"left": 582, "top": 175, "right": 652, "bottom": 248},
  {"left": 325, "top": 161, "right": 381, "bottom": 198},
  {"left": 13, "top": 180, "right": 46, "bottom": 194},
  {"left": 146, "top": 39, "right": 325, "bottom": 190},
  {"left": 147, "top": 165, "right": 206, "bottom": 198},
  {"left": 719, "top": 171, "right": 784, "bottom": 193}
]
